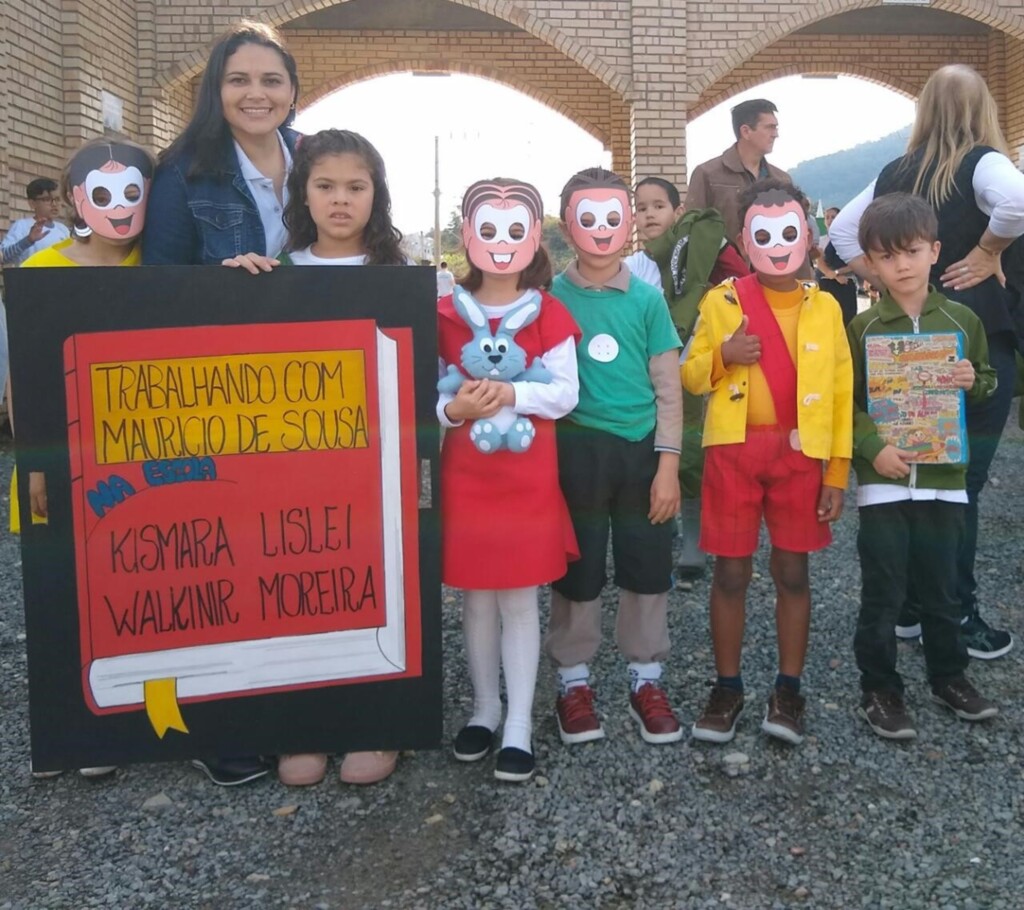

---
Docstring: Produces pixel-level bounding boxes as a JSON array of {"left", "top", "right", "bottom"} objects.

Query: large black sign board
[{"left": 5, "top": 265, "right": 440, "bottom": 771}]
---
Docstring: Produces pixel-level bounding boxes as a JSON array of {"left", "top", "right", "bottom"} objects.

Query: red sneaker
[
  {"left": 629, "top": 683, "right": 684, "bottom": 744},
  {"left": 555, "top": 685, "right": 605, "bottom": 744}
]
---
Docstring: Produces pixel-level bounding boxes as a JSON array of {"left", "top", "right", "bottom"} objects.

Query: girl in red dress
[{"left": 438, "top": 179, "right": 580, "bottom": 782}]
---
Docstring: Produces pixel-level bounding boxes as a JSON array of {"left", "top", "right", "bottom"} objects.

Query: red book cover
[{"left": 64, "top": 320, "right": 421, "bottom": 725}]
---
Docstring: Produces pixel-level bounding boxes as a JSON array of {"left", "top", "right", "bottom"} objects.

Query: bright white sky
[{"left": 295, "top": 73, "right": 916, "bottom": 237}]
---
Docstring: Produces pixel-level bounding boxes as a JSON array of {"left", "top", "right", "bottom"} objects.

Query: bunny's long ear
[
  {"left": 498, "top": 290, "right": 543, "bottom": 335},
  {"left": 453, "top": 288, "right": 489, "bottom": 331}
]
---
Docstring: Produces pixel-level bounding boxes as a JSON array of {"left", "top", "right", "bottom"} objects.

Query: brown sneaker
[
  {"left": 858, "top": 691, "right": 917, "bottom": 740},
  {"left": 761, "top": 687, "right": 805, "bottom": 745},
  {"left": 691, "top": 685, "right": 745, "bottom": 743},
  {"left": 555, "top": 685, "right": 605, "bottom": 744},
  {"left": 931, "top": 676, "right": 998, "bottom": 721},
  {"left": 628, "top": 683, "right": 683, "bottom": 744}
]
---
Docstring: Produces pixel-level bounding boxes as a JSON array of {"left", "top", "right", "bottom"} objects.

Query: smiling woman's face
[{"left": 220, "top": 42, "right": 295, "bottom": 142}]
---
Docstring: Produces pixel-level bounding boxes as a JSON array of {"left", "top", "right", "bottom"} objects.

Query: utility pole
[{"left": 433, "top": 135, "right": 441, "bottom": 265}]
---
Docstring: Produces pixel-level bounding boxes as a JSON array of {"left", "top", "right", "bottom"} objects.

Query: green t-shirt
[{"left": 552, "top": 271, "right": 681, "bottom": 441}]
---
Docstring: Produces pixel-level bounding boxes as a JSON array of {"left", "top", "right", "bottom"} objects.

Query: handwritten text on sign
[{"left": 90, "top": 351, "right": 369, "bottom": 464}]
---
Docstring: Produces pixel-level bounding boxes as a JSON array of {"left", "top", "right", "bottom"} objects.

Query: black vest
[{"left": 874, "top": 146, "right": 1014, "bottom": 339}]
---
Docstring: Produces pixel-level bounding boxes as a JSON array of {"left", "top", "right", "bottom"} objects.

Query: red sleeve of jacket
[{"left": 710, "top": 243, "right": 750, "bottom": 285}]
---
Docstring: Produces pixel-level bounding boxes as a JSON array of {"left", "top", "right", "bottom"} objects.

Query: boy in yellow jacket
[{"left": 682, "top": 178, "right": 853, "bottom": 746}]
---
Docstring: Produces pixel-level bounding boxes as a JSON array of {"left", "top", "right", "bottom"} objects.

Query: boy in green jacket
[{"left": 848, "top": 193, "right": 998, "bottom": 740}]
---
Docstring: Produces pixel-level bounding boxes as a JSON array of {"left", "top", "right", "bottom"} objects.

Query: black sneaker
[
  {"left": 961, "top": 614, "right": 1014, "bottom": 660},
  {"left": 494, "top": 747, "right": 535, "bottom": 783},
  {"left": 191, "top": 757, "right": 271, "bottom": 786},
  {"left": 858, "top": 691, "right": 917, "bottom": 740},
  {"left": 452, "top": 725, "right": 494, "bottom": 763},
  {"left": 931, "top": 676, "right": 998, "bottom": 721}
]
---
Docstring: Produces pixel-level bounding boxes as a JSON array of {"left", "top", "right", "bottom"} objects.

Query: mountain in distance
[{"left": 789, "top": 126, "right": 911, "bottom": 209}]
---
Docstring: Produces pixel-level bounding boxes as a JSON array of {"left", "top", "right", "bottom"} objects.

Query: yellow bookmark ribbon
[{"left": 144, "top": 678, "right": 189, "bottom": 738}]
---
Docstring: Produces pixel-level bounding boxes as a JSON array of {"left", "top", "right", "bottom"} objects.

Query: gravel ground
[{"left": 2, "top": 421, "right": 1023, "bottom": 910}]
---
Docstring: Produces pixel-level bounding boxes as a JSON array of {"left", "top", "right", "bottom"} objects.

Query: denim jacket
[{"left": 142, "top": 127, "right": 300, "bottom": 265}]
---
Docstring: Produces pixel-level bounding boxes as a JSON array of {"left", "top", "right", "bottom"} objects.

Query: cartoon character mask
[
  {"left": 461, "top": 179, "right": 544, "bottom": 275},
  {"left": 741, "top": 196, "right": 808, "bottom": 277},
  {"left": 564, "top": 187, "right": 632, "bottom": 257},
  {"left": 67, "top": 142, "right": 153, "bottom": 242}
]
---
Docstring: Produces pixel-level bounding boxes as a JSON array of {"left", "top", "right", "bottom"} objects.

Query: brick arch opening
[
  {"left": 157, "top": 0, "right": 631, "bottom": 98},
  {"left": 299, "top": 62, "right": 611, "bottom": 147},
  {"left": 689, "top": 0, "right": 1024, "bottom": 98},
  {"left": 689, "top": 66, "right": 917, "bottom": 121}
]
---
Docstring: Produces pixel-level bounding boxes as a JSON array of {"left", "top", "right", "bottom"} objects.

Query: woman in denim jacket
[{"left": 143, "top": 20, "right": 300, "bottom": 265}]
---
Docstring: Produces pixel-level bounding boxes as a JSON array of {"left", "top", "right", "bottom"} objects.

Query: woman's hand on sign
[{"left": 222, "top": 253, "right": 280, "bottom": 275}]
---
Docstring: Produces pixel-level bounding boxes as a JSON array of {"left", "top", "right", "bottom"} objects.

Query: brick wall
[{"left": 5, "top": 0, "right": 1024, "bottom": 232}]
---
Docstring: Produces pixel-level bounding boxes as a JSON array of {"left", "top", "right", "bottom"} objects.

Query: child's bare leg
[
  {"left": 770, "top": 547, "right": 811, "bottom": 678},
  {"left": 710, "top": 555, "right": 753, "bottom": 676}
]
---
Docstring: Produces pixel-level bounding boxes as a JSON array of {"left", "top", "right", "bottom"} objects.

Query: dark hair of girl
[
  {"left": 62, "top": 137, "right": 156, "bottom": 242},
  {"left": 636, "top": 177, "right": 681, "bottom": 210},
  {"left": 282, "top": 129, "right": 405, "bottom": 265},
  {"left": 160, "top": 21, "right": 299, "bottom": 177},
  {"left": 458, "top": 178, "right": 553, "bottom": 292}
]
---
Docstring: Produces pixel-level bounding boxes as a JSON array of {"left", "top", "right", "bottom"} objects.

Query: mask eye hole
[
  {"left": 607, "top": 211, "right": 621, "bottom": 228},
  {"left": 125, "top": 184, "right": 141, "bottom": 203},
  {"left": 479, "top": 222, "right": 496, "bottom": 241},
  {"left": 754, "top": 229, "right": 771, "bottom": 246},
  {"left": 91, "top": 186, "right": 112, "bottom": 207},
  {"left": 509, "top": 222, "right": 525, "bottom": 241},
  {"left": 782, "top": 226, "right": 798, "bottom": 242},
  {"left": 580, "top": 212, "right": 596, "bottom": 228}
]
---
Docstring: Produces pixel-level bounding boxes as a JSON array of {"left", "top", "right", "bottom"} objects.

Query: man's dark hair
[
  {"left": 825, "top": 206, "right": 840, "bottom": 217},
  {"left": 731, "top": 99, "right": 777, "bottom": 140},
  {"left": 26, "top": 177, "right": 57, "bottom": 199},
  {"left": 737, "top": 178, "right": 809, "bottom": 227},
  {"left": 559, "top": 167, "right": 629, "bottom": 220},
  {"left": 440, "top": 261, "right": 448, "bottom": 269},
  {"left": 858, "top": 193, "right": 938, "bottom": 254}
]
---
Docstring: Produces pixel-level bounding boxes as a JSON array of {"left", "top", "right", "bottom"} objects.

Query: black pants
[
  {"left": 856, "top": 500, "right": 968, "bottom": 694},
  {"left": 552, "top": 423, "right": 674, "bottom": 602}
]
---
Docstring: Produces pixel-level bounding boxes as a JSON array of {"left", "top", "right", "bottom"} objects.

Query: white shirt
[
  {"left": 289, "top": 247, "right": 367, "bottom": 267},
  {"left": 436, "top": 289, "right": 579, "bottom": 427},
  {"left": 234, "top": 132, "right": 293, "bottom": 258},
  {"left": 830, "top": 151, "right": 1024, "bottom": 263},
  {"left": 1, "top": 217, "right": 70, "bottom": 266},
  {"left": 436, "top": 268, "right": 455, "bottom": 298},
  {"left": 623, "top": 250, "right": 662, "bottom": 289}
]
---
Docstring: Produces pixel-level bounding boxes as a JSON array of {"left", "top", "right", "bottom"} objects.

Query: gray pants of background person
[{"left": 544, "top": 590, "right": 671, "bottom": 667}]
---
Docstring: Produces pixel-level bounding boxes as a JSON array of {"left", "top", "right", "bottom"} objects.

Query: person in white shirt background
[{"left": 437, "top": 260, "right": 456, "bottom": 298}]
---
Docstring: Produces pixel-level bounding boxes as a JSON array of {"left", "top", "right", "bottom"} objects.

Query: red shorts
[{"left": 700, "top": 426, "right": 832, "bottom": 557}]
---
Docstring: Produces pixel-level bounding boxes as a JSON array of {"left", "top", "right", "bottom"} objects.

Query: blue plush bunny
[{"left": 438, "top": 286, "right": 552, "bottom": 454}]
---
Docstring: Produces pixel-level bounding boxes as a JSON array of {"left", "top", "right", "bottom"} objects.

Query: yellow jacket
[{"left": 682, "top": 279, "right": 853, "bottom": 462}]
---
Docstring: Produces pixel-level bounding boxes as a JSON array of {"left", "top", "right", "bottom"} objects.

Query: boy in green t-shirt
[{"left": 543, "top": 167, "right": 684, "bottom": 747}]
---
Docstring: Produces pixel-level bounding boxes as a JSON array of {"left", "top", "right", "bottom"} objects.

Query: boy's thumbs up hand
[{"left": 721, "top": 314, "right": 762, "bottom": 366}]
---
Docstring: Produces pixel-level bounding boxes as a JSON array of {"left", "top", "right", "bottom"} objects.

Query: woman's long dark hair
[
  {"left": 160, "top": 20, "right": 299, "bottom": 176},
  {"left": 282, "top": 129, "right": 405, "bottom": 265}
]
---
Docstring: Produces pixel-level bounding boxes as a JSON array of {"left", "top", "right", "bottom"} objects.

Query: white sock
[
  {"left": 628, "top": 661, "right": 662, "bottom": 693},
  {"left": 557, "top": 662, "right": 590, "bottom": 695},
  {"left": 462, "top": 590, "right": 502, "bottom": 731},
  {"left": 497, "top": 586, "right": 540, "bottom": 754}
]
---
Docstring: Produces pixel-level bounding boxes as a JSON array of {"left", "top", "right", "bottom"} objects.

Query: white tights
[{"left": 461, "top": 586, "right": 539, "bottom": 754}]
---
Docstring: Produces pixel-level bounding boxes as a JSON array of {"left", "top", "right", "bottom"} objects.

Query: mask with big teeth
[
  {"left": 461, "top": 180, "right": 543, "bottom": 276},
  {"left": 68, "top": 143, "right": 152, "bottom": 243},
  {"left": 741, "top": 198, "right": 808, "bottom": 277},
  {"left": 564, "top": 188, "right": 631, "bottom": 257}
]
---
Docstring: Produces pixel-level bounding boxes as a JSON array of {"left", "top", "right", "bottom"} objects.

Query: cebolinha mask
[{"left": 461, "top": 179, "right": 544, "bottom": 275}]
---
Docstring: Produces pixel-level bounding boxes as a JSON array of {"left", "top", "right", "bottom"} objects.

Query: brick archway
[
  {"left": 688, "top": 0, "right": 1024, "bottom": 98},
  {"left": 299, "top": 63, "right": 610, "bottom": 147},
  {"left": 689, "top": 66, "right": 917, "bottom": 121},
  {"left": 156, "top": 0, "right": 632, "bottom": 97}
]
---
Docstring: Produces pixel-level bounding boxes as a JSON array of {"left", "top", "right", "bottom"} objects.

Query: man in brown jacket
[{"left": 686, "top": 99, "right": 790, "bottom": 246}]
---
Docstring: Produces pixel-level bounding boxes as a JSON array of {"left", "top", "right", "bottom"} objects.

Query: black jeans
[
  {"left": 856, "top": 500, "right": 969, "bottom": 694},
  {"left": 903, "top": 331, "right": 1016, "bottom": 622}
]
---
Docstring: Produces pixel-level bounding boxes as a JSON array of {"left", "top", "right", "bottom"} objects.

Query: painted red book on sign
[{"left": 64, "top": 320, "right": 421, "bottom": 723}]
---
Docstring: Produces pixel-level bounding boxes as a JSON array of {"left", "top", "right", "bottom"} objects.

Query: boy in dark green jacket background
[{"left": 847, "top": 193, "right": 998, "bottom": 741}]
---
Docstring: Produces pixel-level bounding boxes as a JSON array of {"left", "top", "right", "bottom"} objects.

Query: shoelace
[
  {"left": 871, "top": 692, "right": 904, "bottom": 718},
  {"left": 634, "top": 684, "right": 675, "bottom": 719},
  {"left": 561, "top": 686, "right": 597, "bottom": 723}
]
